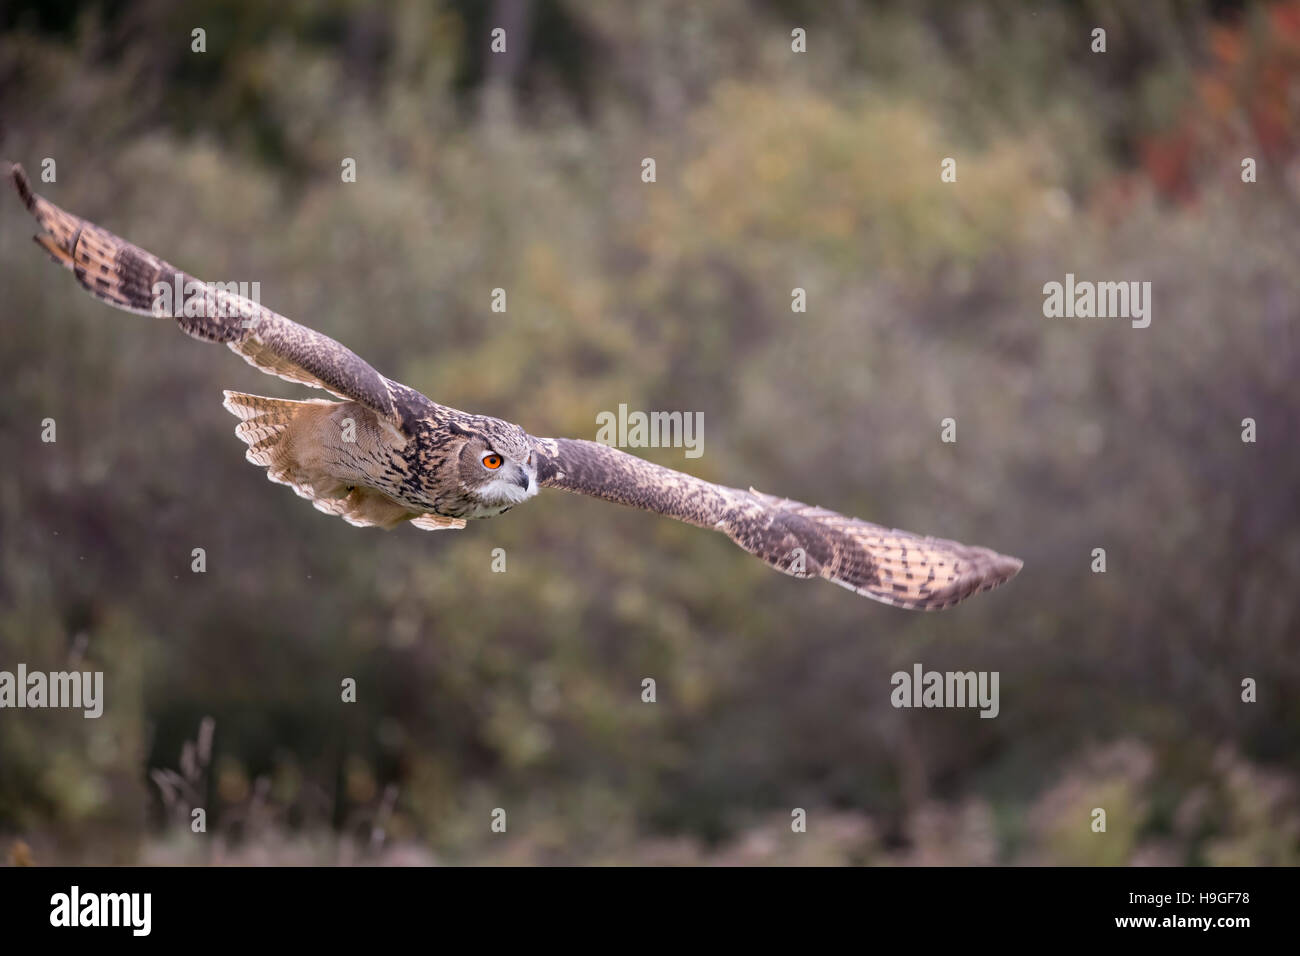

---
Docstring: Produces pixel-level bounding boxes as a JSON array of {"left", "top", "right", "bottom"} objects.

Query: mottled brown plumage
[{"left": 8, "top": 163, "right": 1022, "bottom": 609}]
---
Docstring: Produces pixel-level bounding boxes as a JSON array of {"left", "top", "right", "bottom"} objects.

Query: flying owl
[{"left": 7, "top": 164, "right": 1021, "bottom": 610}]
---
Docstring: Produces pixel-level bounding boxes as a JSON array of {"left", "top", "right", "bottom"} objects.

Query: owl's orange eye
[{"left": 482, "top": 453, "right": 503, "bottom": 470}]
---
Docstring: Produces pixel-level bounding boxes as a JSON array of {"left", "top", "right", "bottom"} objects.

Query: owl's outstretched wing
[
  {"left": 530, "top": 437, "right": 1022, "bottom": 610},
  {"left": 8, "top": 163, "right": 410, "bottom": 437}
]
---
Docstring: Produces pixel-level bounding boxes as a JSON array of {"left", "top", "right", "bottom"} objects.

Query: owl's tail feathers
[
  {"left": 221, "top": 390, "right": 354, "bottom": 500},
  {"left": 222, "top": 391, "right": 330, "bottom": 472},
  {"left": 220, "top": 391, "right": 464, "bottom": 532}
]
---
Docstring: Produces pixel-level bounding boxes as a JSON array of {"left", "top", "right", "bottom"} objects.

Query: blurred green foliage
[{"left": 0, "top": 0, "right": 1297, "bottom": 864}]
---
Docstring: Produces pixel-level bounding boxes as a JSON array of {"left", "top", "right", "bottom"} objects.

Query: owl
[{"left": 8, "top": 164, "right": 1021, "bottom": 610}]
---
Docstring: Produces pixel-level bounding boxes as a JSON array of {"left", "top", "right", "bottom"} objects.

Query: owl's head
[{"left": 449, "top": 418, "right": 538, "bottom": 513}]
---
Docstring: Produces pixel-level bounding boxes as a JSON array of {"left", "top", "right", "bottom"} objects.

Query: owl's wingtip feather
[
  {"left": 993, "top": 551, "right": 1024, "bottom": 581},
  {"left": 7, "top": 162, "right": 35, "bottom": 210}
]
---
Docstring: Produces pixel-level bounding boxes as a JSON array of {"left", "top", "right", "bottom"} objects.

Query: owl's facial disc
[
  {"left": 460, "top": 441, "right": 537, "bottom": 509},
  {"left": 475, "top": 457, "right": 536, "bottom": 507}
]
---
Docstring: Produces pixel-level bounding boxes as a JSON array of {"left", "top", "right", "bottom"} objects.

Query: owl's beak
[{"left": 516, "top": 471, "right": 531, "bottom": 491}]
